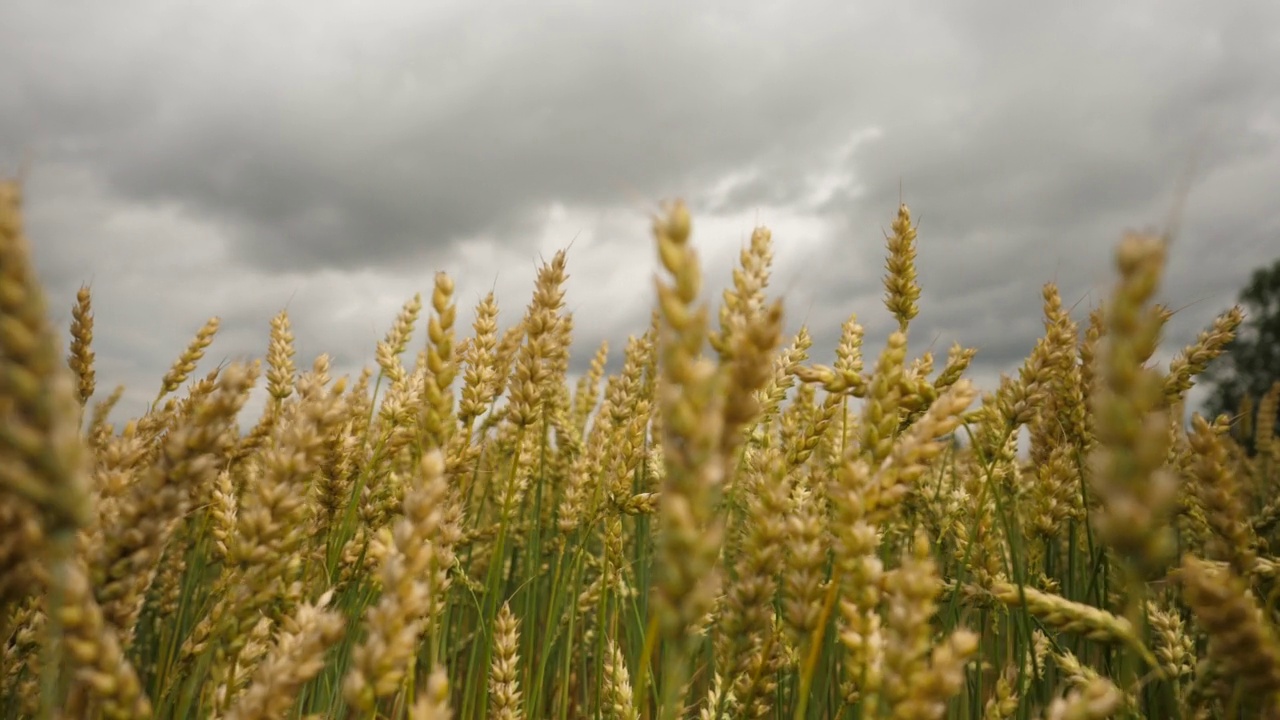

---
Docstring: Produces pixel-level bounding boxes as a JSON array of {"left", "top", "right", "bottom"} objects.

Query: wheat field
[{"left": 1, "top": 177, "right": 1277, "bottom": 720}]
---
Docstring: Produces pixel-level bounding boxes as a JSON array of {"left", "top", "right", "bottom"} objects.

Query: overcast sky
[{"left": 3, "top": 0, "right": 1277, "bottom": 426}]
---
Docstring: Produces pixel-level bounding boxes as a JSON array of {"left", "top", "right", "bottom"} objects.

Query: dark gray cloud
[{"left": 2, "top": 0, "right": 1277, "bottom": 424}]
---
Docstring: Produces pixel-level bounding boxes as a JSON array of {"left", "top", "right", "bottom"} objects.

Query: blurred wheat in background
[{"left": 1, "top": 177, "right": 1278, "bottom": 719}]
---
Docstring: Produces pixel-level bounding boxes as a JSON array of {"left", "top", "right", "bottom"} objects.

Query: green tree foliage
[{"left": 1203, "top": 257, "right": 1280, "bottom": 451}]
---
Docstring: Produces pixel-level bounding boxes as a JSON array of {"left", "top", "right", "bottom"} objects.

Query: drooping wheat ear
[
  {"left": 488, "top": 601, "right": 523, "bottom": 720},
  {"left": 990, "top": 582, "right": 1151, "bottom": 658},
  {"left": 884, "top": 202, "right": 921, "bottom": 333},
  {"left": 222, "top": 591, "right": 345, "bottom": 720},
  {"left": 1165, "top": 304, "right": 1243, "bottom": 404},
  {"left": 0, "top": 179, "right": 93, "bottom": 532},
  {"left": 156, "top": 315, "right": 220, "bottom": 403},
  {"left": 1088, "top": 232, "right": 1177, "bottom": 576},
  {"left": 265, "top": 309, "right": 296, "bottom": 401},
  {"left": 1180, "top": 555, "right": 1280, "bottom": 702},
  {"left": 68, "top": 284, "right": 95, "bottom": 406}
]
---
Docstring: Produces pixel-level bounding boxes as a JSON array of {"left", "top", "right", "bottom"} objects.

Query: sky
[{"left": 2, "top": 0, "right": 1278, "bottom": 426}]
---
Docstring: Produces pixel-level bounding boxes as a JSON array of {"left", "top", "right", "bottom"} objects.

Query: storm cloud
[{"left": 2, "top": 0, "right": 1277, "bottom": 422}]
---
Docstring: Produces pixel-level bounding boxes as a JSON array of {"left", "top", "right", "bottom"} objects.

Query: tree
[{"left": 1202, "top": 257, "right": 1280, "bottom": 452}]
